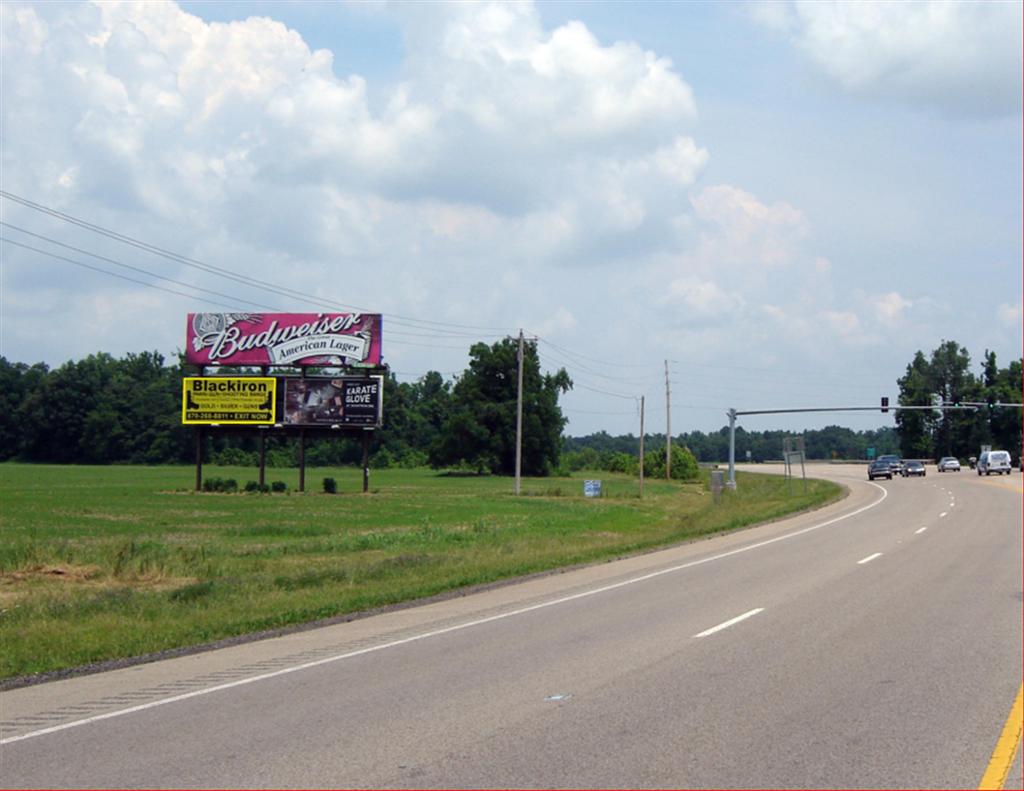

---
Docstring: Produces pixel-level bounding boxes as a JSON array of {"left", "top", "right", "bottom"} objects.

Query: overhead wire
[
  {"left": 0, "top": 190, "right": 515, "bottom": 337},
  {"left": 1, "top": 237, "right": 249, "bottom": 312}
]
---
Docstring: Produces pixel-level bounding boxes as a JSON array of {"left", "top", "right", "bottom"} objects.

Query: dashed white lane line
[
  {"left": 693, "top": 608, "right": 765, "bottom": 638},
  {"left": 940, "top": 512, "right": 948, "bottom": 518},
  {"left": 858, "top": 553, "right": 884, "bottom": 565},
  {"left": 915, "top": 527, "right": 928, "bottom": 534}
]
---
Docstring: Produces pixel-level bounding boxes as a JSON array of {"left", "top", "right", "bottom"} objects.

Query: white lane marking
[
  {"left": 858, "top": 553, "right": 883, "bottom": 565},
  {"left": 915, "top": 527, "right": 928, "bottom": 534},
  {"left": 693, "top": 608, "right": 765, "bottom": 638},
  {"left": 940, "top": 512, "right": 948, "bottom": 518},
  {"left": 0, "top": 483, "right": 890, "bottom": 747}
]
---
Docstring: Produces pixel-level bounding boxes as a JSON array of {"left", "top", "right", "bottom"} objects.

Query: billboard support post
[
  {"left": 298, "top": 428, "right": 306, "bottom": 493},
  {"left": 362, "top": 432, "right": 370, "bottom": 493},
  {"left": 195, "top": 426, "right": 203, "bottom": 492},
  {"left": 258, "top": 431, "right": 266, "bottom": 489}
]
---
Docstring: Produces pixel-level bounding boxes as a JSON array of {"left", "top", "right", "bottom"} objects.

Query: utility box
[{"left": 710, "top": 470, "right": 724, "bottom": 503}]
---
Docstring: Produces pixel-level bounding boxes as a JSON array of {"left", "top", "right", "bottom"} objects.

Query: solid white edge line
[
  {"left": 857, "top": 552, "right": 884, "bottom": 565},
  {"left": 693, "top": 608, "right": 765, "bottom": 638},
  {"left": 0, "top": 483, "right": 890, "bottom": 747}
]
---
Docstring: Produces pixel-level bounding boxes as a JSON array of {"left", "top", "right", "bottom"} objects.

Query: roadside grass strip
[
  {"left": 0, "top": 464, "right": 843, "bottom": 680},
  {"left": 0, "top": 479, "right": 889, "bottom": 746}
]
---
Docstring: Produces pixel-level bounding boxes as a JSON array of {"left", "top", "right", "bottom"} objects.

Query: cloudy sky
[{"left": 2, "top": 0, "right": 1021, "bottom": 437}]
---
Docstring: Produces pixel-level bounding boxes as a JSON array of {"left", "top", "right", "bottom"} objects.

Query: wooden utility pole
[
  {"left": 515, "top": 329, "right": 524, "bottom": 496},
  {"left": 665, "top": 359, "right": 671, "bottom": 480},
  {"left": 639, "top": 395, "right": 645, "bottom": 498}
]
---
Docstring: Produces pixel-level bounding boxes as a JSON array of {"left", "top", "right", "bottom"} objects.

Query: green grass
[{"left": 0, "top": 464, "right": 841, "bottom": 679}]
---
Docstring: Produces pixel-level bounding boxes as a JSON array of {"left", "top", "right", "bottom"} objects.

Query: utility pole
[
  {"left": 639, "top": 395, "right": 645, "bottom": 498},
  {"left": 514, "top": 329, "right": 524, "bottom": 496},
  {"left": 665, "top": 360, "right": 671, "bottom": 480}
]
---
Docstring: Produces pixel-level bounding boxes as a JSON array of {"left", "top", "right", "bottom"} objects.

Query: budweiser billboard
[{"left": 187, "top": 313, "right": 382, "bottom": 368}]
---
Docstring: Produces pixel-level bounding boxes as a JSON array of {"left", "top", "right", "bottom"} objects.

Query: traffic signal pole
[{"left": 725, "top": 403, "right": 980, "bottom": 489}]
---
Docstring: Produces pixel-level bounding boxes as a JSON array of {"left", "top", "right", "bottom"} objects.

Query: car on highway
[
  {"left": 937, "top": 457, "right": 961, "bottom": 472},
  {"left": 977, "top": 450, "right": 1012, "bottom": 476},
  {"left": 876, "top": 454, "right": 903, "bottom": 477},
  {"left": 868, "top": 459, "right": 893, "bottom": 480},
  {"left": 901, "top": 460, "right": 926, "bottom": 477}
]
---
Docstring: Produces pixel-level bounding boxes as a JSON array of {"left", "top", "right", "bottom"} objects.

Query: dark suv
[{"left": 868, "top": 459, "right": 893, "bottom": 480}]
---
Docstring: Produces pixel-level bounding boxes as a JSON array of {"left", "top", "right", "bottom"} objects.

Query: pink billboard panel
[{"left": 187, "top": 313, "right": 382, "bottom": 367}]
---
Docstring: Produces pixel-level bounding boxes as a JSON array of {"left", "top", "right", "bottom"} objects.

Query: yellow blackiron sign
[{"left": 182, "top": 377, "right": 276, "bottom": 424}]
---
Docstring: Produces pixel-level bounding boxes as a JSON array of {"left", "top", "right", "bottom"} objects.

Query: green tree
[
  {"left": 929, "top": 340, "right": 974, "bottom": 457},
  {"left": 431, "top": 338, "right": 571, "bottom": 475},
  {"left": 895, "top": 351, "right": 936, "bottom": 458},
  {"left": 0, "top": 358, "right": 48, "bottom": 460},
  {"left": 895, "top": 342, "right": 1022, "bottom": 461}
]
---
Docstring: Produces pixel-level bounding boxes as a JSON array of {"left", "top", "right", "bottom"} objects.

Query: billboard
[
  {"left": 182, "top": 377, "right": 276, "bottom": 424},
  {"left": 283, "top": 377, "right": 383, "bottom": 427},
  {"left": 187, "top": 313, "right": 382, "bottom": 368}
]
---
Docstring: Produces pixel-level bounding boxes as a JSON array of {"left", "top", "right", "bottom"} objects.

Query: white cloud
[
  {"left": 823, "top": 309, "right": 861, "bottom": 337},
  {"left": 997, "top": 302, "right": 1022, "bottom": 328},
  {"left": 661, "top": 276, "right": 746, "bottom": 318},
  {"left": 872, "top": 291, "right": 913, "bottom": 325},
  {"left": 750, "top": 0, "right": 1022, "bottom": 117}
]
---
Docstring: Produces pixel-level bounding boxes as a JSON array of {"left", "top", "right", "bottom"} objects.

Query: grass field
[{"left": 0, "top": 463, "right": 842, "bottom": 680}]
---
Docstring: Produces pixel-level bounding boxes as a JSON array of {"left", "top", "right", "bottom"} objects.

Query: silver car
[{"left": 937, "top": 456, "right": 961, "bottom": 472}]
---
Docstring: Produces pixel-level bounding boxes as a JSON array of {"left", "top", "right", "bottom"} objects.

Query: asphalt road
[{"left": 2, "top": 463, "right": 1021, "bottom": 789}]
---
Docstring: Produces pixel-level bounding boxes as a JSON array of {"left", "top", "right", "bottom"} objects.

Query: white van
[{"left": 977, "top": 450, "right": 1012, "bottom": 475}]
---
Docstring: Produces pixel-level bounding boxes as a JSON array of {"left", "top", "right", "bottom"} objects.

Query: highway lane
[{"left": 2, "top": 463, "right": 1020, "bottom": 788}]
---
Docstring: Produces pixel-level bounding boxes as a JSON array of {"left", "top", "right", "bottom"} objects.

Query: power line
[
  {"left": 0, "top": 190, "right": 515, "bottom": 337},
  {"left": 2, "top": 222, "right": 284, "bottom": 313},
  {"left": 1, "top": 237, "right": 249, "bottom": 312}
]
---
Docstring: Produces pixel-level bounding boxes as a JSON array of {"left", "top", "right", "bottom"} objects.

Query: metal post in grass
[
  {"left": 515, "top": 329, "right": 524, "bottom": 496},
  {"left": 727, "top": 408, "right": 737, "bottom": 489},
  {"left": 639, "top": 395, "right": 645, "bottom": 499},
  {"left": 299, "top": 427, "right": 306, "bottom": 493}
]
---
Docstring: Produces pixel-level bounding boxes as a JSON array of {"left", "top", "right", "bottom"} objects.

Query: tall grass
[{"left": 0, "top": 463, "right": 840, "bottom": 679}]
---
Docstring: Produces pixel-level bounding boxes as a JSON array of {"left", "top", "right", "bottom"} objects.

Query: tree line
[
  {"left": 0, "top": 339, "right": 571, "bottom": 475},
  {"left": 896, "top": 340, "right": 1021, "bottom": 462},
  {"left": 2, "top": 338, "right": 1013, "bottom": 472}
]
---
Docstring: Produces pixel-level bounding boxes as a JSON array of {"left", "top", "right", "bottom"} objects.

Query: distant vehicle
[
  {"left": 977, "top": 450, "right": 1012, "bottom": 476},
  {"left": 937, "top": 457, "right": 961, "bottom": 472},
  {"left": 902, "top": 460, "right": 926, "bottom": 477},
  {"left": 968, "top": 456, "right": 977, "bottom": 469},
  {"left": 868, "top": 459, "right": 893, "bottom": 480},
  {"left": 877, "top": 454, "right": 903, "bottom": 476}
]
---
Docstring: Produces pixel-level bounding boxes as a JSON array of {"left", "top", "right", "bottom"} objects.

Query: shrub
[
  {"left": 211, "top": 447, "right": 257, "bottom": 467},
  {"left": 644, "top": 445, "right": 700, "bottom": 481},
  {"left": 202, "top": 477, "right": 238, "bottom": 493},
  {"left": 244, "top": 481, "right": 270, "bottom": 494},
  {"left": 323, "top": 477, "right": 337, "bottom": 494},
  {"left": 270, "top": 480, "right": 287, "bottom": 493}
]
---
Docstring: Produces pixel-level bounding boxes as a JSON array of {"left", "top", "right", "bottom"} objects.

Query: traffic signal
[{"left": 881, "top": 396, "right": 889, "bottom": 414}]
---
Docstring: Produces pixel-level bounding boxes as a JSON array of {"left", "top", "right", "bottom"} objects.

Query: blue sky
[{"left": 2, "top": 1, "right": 1021, "bottom": 437}]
